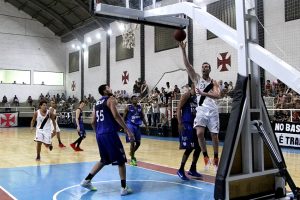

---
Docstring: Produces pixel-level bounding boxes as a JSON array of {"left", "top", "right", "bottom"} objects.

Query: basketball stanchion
[{"left": 252, "top": 120, "right": 300, "bottom": 200}]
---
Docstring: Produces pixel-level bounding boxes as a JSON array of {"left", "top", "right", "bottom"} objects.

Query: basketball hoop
[{"left": 122, "top": 23, "right": 139, "bottom": 49}]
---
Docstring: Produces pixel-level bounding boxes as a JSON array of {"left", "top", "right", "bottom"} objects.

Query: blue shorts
[
  {"left": 77, "top": 124, "right": 86, "bottom": 137},
  {"left": 96, "top": 132, "right": 127, "bottom": 165},
  {"left": 125, "top": 123, "right": 141, "bottom": 143},
  {"left": 179, "top": 123, "right": 199, "bottom": 149}
]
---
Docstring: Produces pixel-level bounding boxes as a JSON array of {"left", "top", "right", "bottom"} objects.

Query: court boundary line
[
  {"left": 52, "top": 179, "right": 204, "bottom": 200},
  {"left": 0, "top": 186, "right": 17, "bottom": 200}
]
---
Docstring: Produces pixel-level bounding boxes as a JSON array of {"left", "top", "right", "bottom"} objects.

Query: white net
[{"left": 122, "top": 24, "right": 138, "bottom": 49}]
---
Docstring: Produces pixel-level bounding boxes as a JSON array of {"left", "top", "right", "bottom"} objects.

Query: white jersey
[
  {"left": 195, "top": 78, "right": 218, "bottom": 110},
  {"left": 36, "top": 109, "right": 51, "bottom": 131},
  {"left": 194, "top": 78, "right": 220, "bottom": 133},
  {"left": 34, "top": 109, "right": 52, "bottom": 144}
]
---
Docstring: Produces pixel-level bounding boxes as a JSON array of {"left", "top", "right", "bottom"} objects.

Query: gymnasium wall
[
  {"left": 0, "top": 0, "right": 66, "bottom": 102},
  {"left": 263, "top": 0, "right": 300, "bottom": 82},
  {"left": 26, "top": 0, "right": 299, "bottom": 102}
]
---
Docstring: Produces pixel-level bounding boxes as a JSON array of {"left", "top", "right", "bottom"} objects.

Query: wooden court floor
[{"left": 0, "top": 127, "right": 299, "bottom": 189}]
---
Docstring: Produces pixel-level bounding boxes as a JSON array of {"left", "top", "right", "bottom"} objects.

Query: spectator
[
  {"left": 27, "top": 96, "right": 33, "bottom": 106},
  {"left": 218, "top": 80, "right": 224, "bottom": 92},
  {"left": 173, "top": 85, "right": 181, "bottom": 100},
  {"left": 133, "top": 80, "right": 140, "bottom": 95},
  {"left": 165, "top": 82, "right": 173, "bottom": 105},
  {"left": 158, "top": 113, "right": 169, "bottom": 136},
  {"left": 2, "top": 95, "right": 8, "bottom": 105},
  {"left": 265, "top": 80, "right": 273, "bottom": 95},
  {"left": 152, "top": 100, "right": 160, "bottom": 127},
  {"left": 39, "top": 93, "right": 44, "bottom": 101},
  {"left": 141, "top": 80, "right": 149, "bottom": 98},
  {"left": 62, "top": 93, "right": 66, "bottom": 100},
  {"left": 145, "top": 102, "right": 153, "bottom": 126},
  {"left": 13, "top": 95, "right": 19, "bottom": 106}
]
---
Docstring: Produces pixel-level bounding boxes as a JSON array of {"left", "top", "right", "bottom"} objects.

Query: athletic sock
[
  {"left": 121, "top": 180, "right": 126, "bottom": 188},
  {"left": 85, "top": 173, "right": 95, "bottom": 180},
  {"left": 179, "top": 162, "right": 185, "bottom": 171},
  {"left": 190, "top": 163, "right": 197, "bottom": 171}
]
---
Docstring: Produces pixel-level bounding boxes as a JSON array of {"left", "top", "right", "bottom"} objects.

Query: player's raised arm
[{"left": 179, "top": 41, "right": 200, "bottom": 83}]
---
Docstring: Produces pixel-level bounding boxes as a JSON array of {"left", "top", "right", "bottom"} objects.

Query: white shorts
[
  {"left": 194, "top": 106, "right": 219, "bottom": 134},
  {"left": 34, "top": 129, "right": 52, "bottom": 144},
  {"left": 51, "top": 121, "right": 60, "bottom": 133}
]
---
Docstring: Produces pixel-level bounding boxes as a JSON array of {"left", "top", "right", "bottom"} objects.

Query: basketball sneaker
[
  {"left": 177, "top": 170, "right": 189, "bottom": 180},
  {"left": 187, "top": 170, "right": 203, "bottom": 178},
  {"left": 204, "top": 156, "right": 211, "bottom": 171},
  {"left": 120, "top": 186, "right": 132, "bottom": 196},
  {"left": 130, "top": 157, "right": 137, "bottom": 166},
  {"left": 49, "top": 144, "right": 53, "bottom": 151},
  {"left": 80, "top": 180, "right": 97, "bottom": 191},
  {"left": 59, "top": 143, "right": 66, "bottom": 148},
  {"left": 212, "top": 157, "right": 219, "bottom": 172},
  {"left": 70, "top": 143, "right": 76, "bottom": 151},
  {"left": 36, "top": 156, "right": 41, "bottom": 161},
  {"left": 75, "top": 147, "right": 84, "bottom": 151}
]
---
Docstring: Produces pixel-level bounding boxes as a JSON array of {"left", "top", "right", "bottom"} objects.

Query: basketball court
[
  {"left": 1, "top": 0, "right": 300, "bottom": 199},
  {"left": 0, "top": 128, "right": 299, "bottom": 199}
]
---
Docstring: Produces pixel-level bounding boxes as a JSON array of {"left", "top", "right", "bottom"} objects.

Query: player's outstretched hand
[
  {"left": 179, "top": 41, "right": 187, "bottom": 49},
  {"left": 126, "top": 130, "right": 135, "bottom": 142}
]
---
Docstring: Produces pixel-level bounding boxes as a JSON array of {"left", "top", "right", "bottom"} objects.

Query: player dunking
[
  {"left": 80, "top": 84, "right": 134, "bottom": 195},
  {"left": 177, "top": 83, "right": 202, "bottom": 180},
  {"left": 30, "top": 100, "right": 56, "bottom": 161},
  {"left": 70, "top": 101, "right": 86, "bottom": 151},
  {"left": 123, "top": 95, "right": 149, "bottom": 166},
  {"left": 180, "top": 42, "right": 221, "bottom": 171},
  {"left": 49, "top": 101, "right": 66, "bottom": 148}
]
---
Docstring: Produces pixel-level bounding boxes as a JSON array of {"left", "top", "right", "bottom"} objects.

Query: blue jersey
[
  {"left": 75, "top": 108, "right": 84, "bottom": 127},
  {"left": 95, "top": 96, "right": 119, "bottom": 135},
  {"left": 125, "top": 104, "right": 143, "bottom": 125},
  {"left": 181, "top": 94, "right": 197, "bottom": 123}
]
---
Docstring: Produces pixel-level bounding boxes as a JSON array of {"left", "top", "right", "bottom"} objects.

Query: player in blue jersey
[
  {"left": 80, "top": 84, "right": 135, "bottom": 196},
  {"left": 70, "top": 100, "right": 86, "bottom": 151},
  {"left": 177, "top": 84, "right": 202, "bottom": 180},
  {"left": 123, "top": 95, "right": 149, "bottom": 166}
]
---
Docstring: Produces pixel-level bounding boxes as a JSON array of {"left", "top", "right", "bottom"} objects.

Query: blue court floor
[{"left": 0, "top": 162, "right": 214, "bottom": 200}]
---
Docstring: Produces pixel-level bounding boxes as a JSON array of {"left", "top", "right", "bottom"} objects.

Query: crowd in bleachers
[{"left": 1, "top": 78, "right": 300, "bottom": 124}]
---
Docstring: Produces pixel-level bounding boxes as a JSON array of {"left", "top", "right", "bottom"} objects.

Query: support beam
[
  {"left": 28, "top": 0, "right": 84, "bottom": 41},
  {"left": 95, "top": 3, "right": 189, "bottom": 28},
  {"left": 73, "top": 0, "right": 110, "bottom": 30},
  {"left": 18, "top": 1, "right": 28, "bottom": 10}
]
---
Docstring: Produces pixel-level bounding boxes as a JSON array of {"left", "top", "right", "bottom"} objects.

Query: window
[
  {"left": 0, "top": 69, "right": 30, "bottom": 84},
  {"left": 154, "top": 26, "right": 178, "bottom": 52},
  {"left": 116, "top": 35, "right": 134, "bottom": 61},
  {"left": 88, "top": 42, "right": 101, "bottom": 68},
  {"left": 285, "top": 0, "right": 300, "bottom": 21},
  {"left": 207, "top": 0, "right": 236, "bottom": 40},
  {"left": 33, "top": 71, "right": 64, "bottom": 86},
  {"left": 69, "top": 51, "right": 79, "bottom": 73}
]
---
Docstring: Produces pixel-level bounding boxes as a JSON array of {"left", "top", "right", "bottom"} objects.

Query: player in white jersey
[
  {"left": 30, "top": 100, "right": 57, "bottom": 161},
  {"left": 50, "top": 101, "right": 66, "bottom": 148},
  {"left": 179, "top": 42, "right": 221, "bottom": 171}
]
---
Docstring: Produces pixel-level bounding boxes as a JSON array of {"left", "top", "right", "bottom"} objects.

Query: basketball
[{"left": 173, "top": 29, "right": 186, "bottom": 42}]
